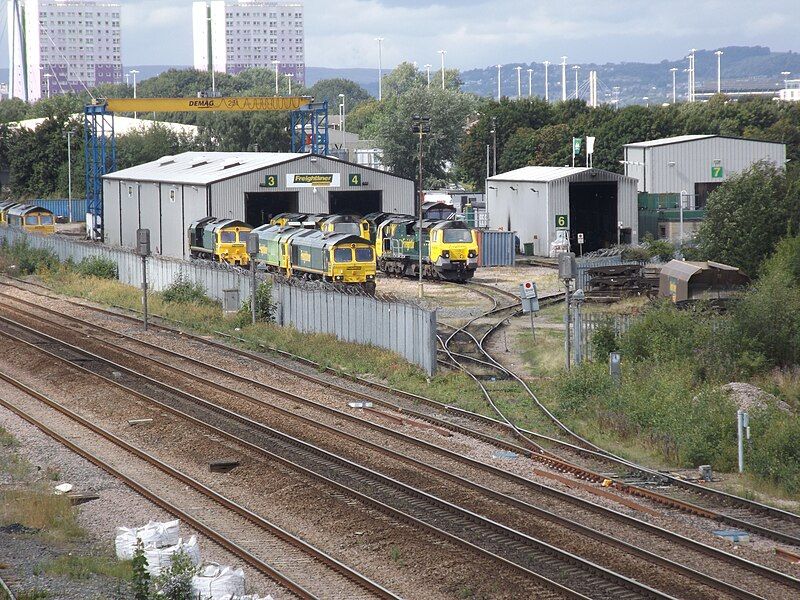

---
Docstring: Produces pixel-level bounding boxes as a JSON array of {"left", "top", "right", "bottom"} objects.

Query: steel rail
[
  {"left": 0, "top": 296, "right": 789, "bottom": 596},
  {"left": 0, "top": 319, "right": 624, "bottom": 599},
  {"left": 4, "top": 277, "right": 800, "bottom": 546},
  {"left": 447, "top": 282, "right": 800, "bottom": 546},
  {"left": 0, "top": 377, "right": 317, "bottom": 600}
]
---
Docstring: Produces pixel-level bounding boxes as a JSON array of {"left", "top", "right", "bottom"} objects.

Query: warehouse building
[
  {"left": 623, "top": 135, "right": 786, "bottom": 240},
  {"left": 102, "top": 152, "right": 414, "bottom": 259},
  {"left": 486, "top": 167, "right": 638, "bottom": 256}
]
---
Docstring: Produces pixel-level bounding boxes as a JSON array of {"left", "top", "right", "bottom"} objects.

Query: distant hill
[
  {"left": 3, "top": 47, "right": 797, "bottom": 105},
  {"left": 461, "top": 46, "right": 800, "bottom": 105}
]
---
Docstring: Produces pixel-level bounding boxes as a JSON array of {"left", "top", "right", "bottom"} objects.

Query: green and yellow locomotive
[
  {"left": 188, "top": 217, "right": 252, "bottom": 265},
  {"left": 252, "top": 224, "right": 376, "bottom": 293},
  {"left": 375, "top": 217, "right": 478, "bottom": 282}
]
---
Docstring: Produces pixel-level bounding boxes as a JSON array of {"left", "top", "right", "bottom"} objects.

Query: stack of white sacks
[{"left": 115, "top": 520, "right": 268, "bottom": 599}]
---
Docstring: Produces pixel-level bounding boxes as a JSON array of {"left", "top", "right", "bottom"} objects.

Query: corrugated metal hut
[{"left": 659, "top": 260, "right": 750, "bottom": 302}]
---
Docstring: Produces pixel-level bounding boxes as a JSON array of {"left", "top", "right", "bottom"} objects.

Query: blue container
[
  {"left": 34, "top": 199, "right": 87, "bottom": 220},
  {"left": 477, "top": 230, "right": 516, "bottom": 267}
]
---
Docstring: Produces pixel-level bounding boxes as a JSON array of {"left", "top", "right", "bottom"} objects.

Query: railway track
[
  {"left": 0, "top": 286, "right": 798, "bottom": 598},
  {"left": 0, "top": 311, "right": 676, "bottom": 599},
  {"left": 0, "top": 374, "right": 392, "bottom": 600},
  {"left": 439, "top": 281, "right": 800, "bottom": 547}
]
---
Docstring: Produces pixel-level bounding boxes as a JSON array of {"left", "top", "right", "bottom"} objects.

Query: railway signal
[
  {"left": 519, "top": 281, "right": 540, "bottom": 341},
  {"left": 136, "top": 228, "right": 150, "bottom": 331},
  {"left": 247, "top": 234, "right": 260, "bottom": 325}
]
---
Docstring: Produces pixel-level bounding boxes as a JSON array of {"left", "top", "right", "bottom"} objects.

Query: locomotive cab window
[
  {"left": 443, "top": 229, "right": 472, "bottom": 243},
  {"left": 238, "top": 231, "right": 250, "bottom": 243},
  {"left": 334, "top": 248, "right": 353, "bottom": 262},
  {"left": 356, "top": 248, "right": 374, "bottom": 262},
  {"left": 40, "top": 215, "right": 53, "bottom": 225},
  {"left": 25, "top": 215, "right": 39, "bottom": 226},
  {"left": 334, "top": 223, "right": 360, "bottom": 236},
  {"left": 220, "top": 231, "right": 236, "bottom": 243}
]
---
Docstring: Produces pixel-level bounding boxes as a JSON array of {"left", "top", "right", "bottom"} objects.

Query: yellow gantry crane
[{"left": 85, "top": 95, "right": 329, "bottom": 238}]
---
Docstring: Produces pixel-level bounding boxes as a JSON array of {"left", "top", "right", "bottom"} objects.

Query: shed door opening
[
  {"left": 329, "top": 190, "right": 382, "bottom": 216},
  {"left": 245, "top": 192, "right": 299, "bottom": 227},
  {"left": 568, "top": 181, "right": 618, "bottom": 252}
]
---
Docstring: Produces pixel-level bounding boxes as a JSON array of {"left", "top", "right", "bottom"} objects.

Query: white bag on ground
[
  {"left": 191, "top": 563, "right": 246, "bottom": 599},
  {"left": 218, "top": 595, "right": 273, "bottom": 600},
  {"left": 115, "top": 519, "right": 181, "bottom": 559},
  {"left": 144, "top": 535, "right": 202, "bottom": 577}
]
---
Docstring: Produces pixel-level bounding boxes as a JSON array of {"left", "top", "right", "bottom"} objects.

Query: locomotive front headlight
[
  {"left": 366, "top": 274, "right": 375, "bottom": 280},
  {"left": 468, "top": 250, "right": 477, "bottom": 258},
  {"left": 442, "top": 250, "right": 450, "bottom": 258}
]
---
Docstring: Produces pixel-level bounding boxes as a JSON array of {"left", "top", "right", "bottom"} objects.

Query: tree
[
  {"left": 369, "top": 87, "right": 476, "bottom": 183},
  {"left": 116, "top": 124, "right": 201, "bottom": 170},
  {"left": 696, "top": 163, "right": 800, "bottom": 276},
  {"left": 498, "top": 124, "right": 571, "bottom": 172},
  {"left": 0, "top": 99, "right": 28, "bottom": 124},
  {"left": 309, "top": 78, "right": 372, "bottom": 108}
]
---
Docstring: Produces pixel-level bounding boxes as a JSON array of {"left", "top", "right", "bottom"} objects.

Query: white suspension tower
[{"left": 560, "top": 56, "right": 567, "bottom": 101}]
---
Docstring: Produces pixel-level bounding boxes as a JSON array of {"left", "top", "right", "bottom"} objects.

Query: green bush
[
  {"left": 591, "top": 321, "right": 618, "bottom": 359},
  {"left": 236, "top": 280, "right": 275, "bottom": 325},
  {"left": 643, "top": 237, "right": 676, "bottom": 262},
  {"left": 162, "top": 274, "right": 214, "bottom": 305},
  {"left": 75, "top": 256, "right": 118, "bottom": 279},
  {"left": 2, "top": 240, "right": 59, "bottom": 275},
  {"left": 748, "top": 407, "right": 800, "bottom": 494}
]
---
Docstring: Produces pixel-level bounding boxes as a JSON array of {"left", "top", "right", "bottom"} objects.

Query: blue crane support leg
[{"left": 84, "top": 104, "right": 116, "bottom": 240}]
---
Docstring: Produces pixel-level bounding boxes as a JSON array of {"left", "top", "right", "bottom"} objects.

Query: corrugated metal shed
[
  {"left": 623, "top": 135, "right": 786, "bottom": 196},
  {"left": 486, "top": 167, "right": 638, "bottom": 256},
  {"left": 660, "top": 260, "right": 750, "bottom": 302},
  {"left": 102, "top": 152, "right": 415, "bottom": 259}
]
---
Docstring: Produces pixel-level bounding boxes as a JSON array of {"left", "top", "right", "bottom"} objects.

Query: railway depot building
[
  {"left": 102, "top": 152, "right": 414, "bottom": 259},
  {"left": 623, "top": 135, "right": 786, "bottom": 240},
  {"left": 486, "top": 167, "right": 639, "bottom": 256}
]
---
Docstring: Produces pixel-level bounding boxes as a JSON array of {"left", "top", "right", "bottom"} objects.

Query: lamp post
[
  {"left": 527, "top": 68, "right": 533, "bottom": 98},
  {"left": 496, "top": 64, "right": 502, "bottom": 100},
  {"left": 129, "top": 69, "right": 139, "bottom": 117},
  {"left": 286, "top": 72, "right": 294, "bottom": 95},
  {"left": 491, "top": 116, "right": 497, "bottom": 176},
  {"left": 425, "top": 64, "right": 431, "bottom": 88},
  {"left": 43, "top": 73, "right": 51, "bottom": 98},
  {"left": 439, "top": 49, "right": 447, "bottom": 90},
  {"left": 376, "top": 38, "right": 384, "bottom": 100},
  {"left": 271, "top": 60, "right": 279, "bottom": 95},
  {"left": 572, "top": 65, "right": 580, "bottom": 99},
  {"left": 411, "top": 115, "right": 430, "bottom": 298},
  {"left": 65, "top": 128, "right": 73, "bottom": 223},
  {"left": 543, "top": 60, "right": 550, "bottom": 101},
  {"left": 338, "top": 93, "right": 346, "bottom": 158},
  {"left": 670, "top": 67, "right": 678, "bottom": 103},
  {"left": 715, "top": 50, "right": 723, "bottom": 94},
  {"left": 515, "top": 66, "right": 522, "bottom": 99}
]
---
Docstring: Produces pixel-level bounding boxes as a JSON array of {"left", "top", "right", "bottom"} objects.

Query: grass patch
[
  {"left": 15, "top": 588, "right": 49, "bottom": 600},
  {"left": 517, "top": 328, "right": 565, "bottom": 378},
  {"left": 0, "top": 489, "right": 85, "bottom": 542},
  {"left": 30, "top": 260, "right": 488, "bottom": 413},
  {"left": 0, "top": 427, "right": 32, "bottom": 481},
  {"left": 41, "top": 554, "right": 132, "bottom": 581}
]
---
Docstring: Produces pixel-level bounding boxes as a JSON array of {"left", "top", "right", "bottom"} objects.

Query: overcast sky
[{"left": 2, "top": 0, "right": 797, "bottom": 69}]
